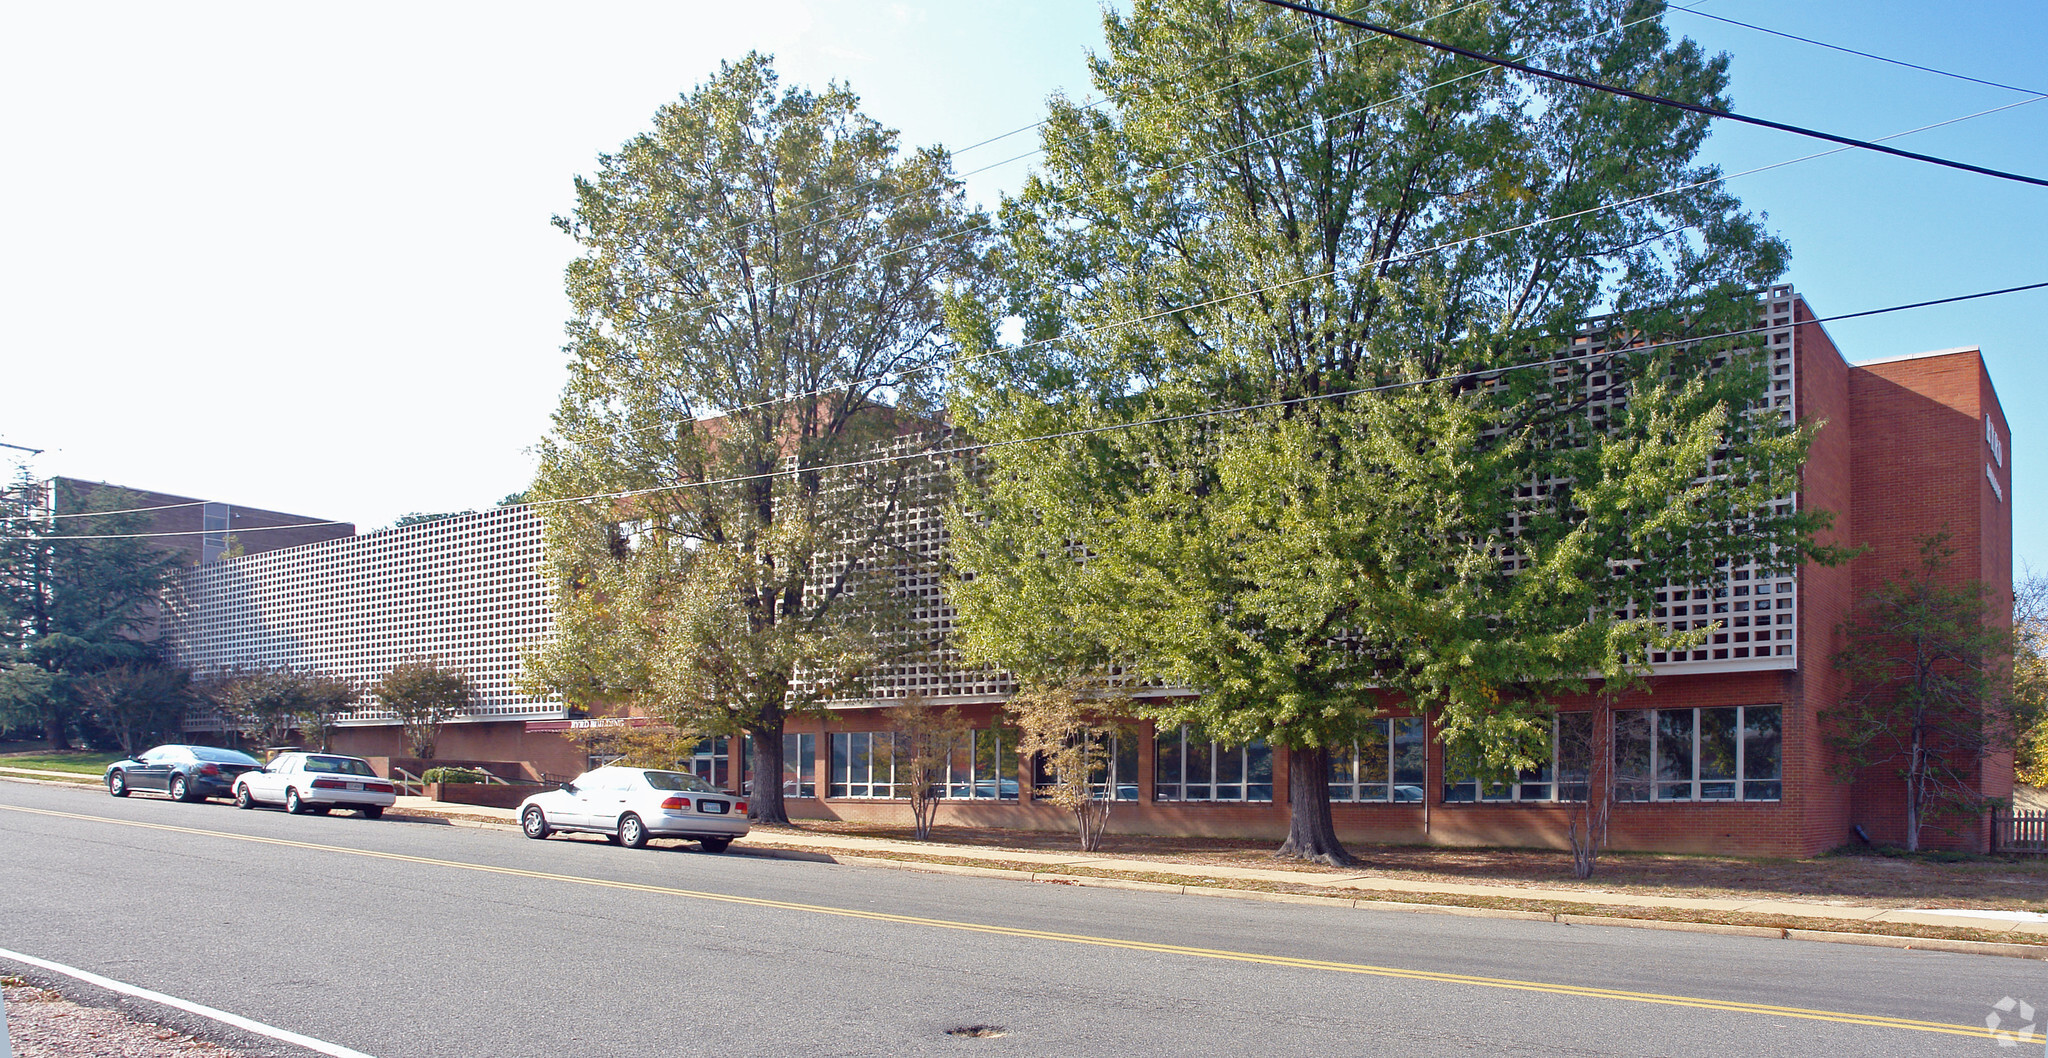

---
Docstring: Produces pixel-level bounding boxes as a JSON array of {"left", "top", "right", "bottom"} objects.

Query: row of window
[{"left": 635, "top": 706, "right": 1786, "bottom": 806}]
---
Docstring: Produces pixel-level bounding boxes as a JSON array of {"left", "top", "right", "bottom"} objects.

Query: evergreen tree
[{"left": 0, "top": 475, "right": 183, "bottom": 749}]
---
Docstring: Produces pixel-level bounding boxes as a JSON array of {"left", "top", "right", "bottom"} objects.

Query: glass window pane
[
  {"left": 1360, "top": 722, "right": 1391, "bottom": 785},
  {"left": 1113, "top": 735, "right": 1139, "bottom": 801},
  {"left": 829, "top": 733, "right": 850, "bottom": 798},
  {"left": 1246, "top": 741, "right": 1272, "bottom": 787},
  {"left": 1742, "top": 706, "right": 1782, "bottom": 787},
  {"left": 1613, "top": 710, "right": 1651, "bottom": 802},
  {"left": 1392, "top": 718, "right": 1426, "bottom": 792},
  {"left": 1154, "top": 726, "right": 1182, "bottom": 801},
  {"left": 1215, "top": 742, "right": 1243, "bottom": 786},
  {"left": 1699, "top": 708, "right": 1739, "bottom": 781},
  {"left": 1556, "top": 712, "right": 1592, "bottom": 802},
  {"left": 1656, "top": 710, "right": 1694, "bottom": 800}
]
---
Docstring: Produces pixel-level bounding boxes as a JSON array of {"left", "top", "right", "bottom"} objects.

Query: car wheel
[
  {"left": 286, "top": 788, "right": 307, "bottom": 814},
  {"left": 700, "top": 837, "right": 730, "bottom": 854},
  {"left": 361, "top": 806, "right": 383, "bottom": 820},
  {"left": 108, "top": 772, "right": 128, "bottom": 798},
  {"left": 169, "top": 775, "right": 192, "bottom": 803},
  {"left": 618, "top": 813, "right": 648, "bottom": 849},
  {"left": 234, "top": 784, "right": 254, "bottom": 810},
  {"left": 521, "top": 806, "right": 551, "bottom": 840}
]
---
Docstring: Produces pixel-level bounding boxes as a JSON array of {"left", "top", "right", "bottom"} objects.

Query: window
[
  {"left": 1328, "top": 718, "right": 1427, "bottom": 802},
  {"left": 1155, "top": 727, "right": 1272, "bottom": 802},
  {"left": 1031, "top": 730, "right": 1139, "bottom": 801},
  {"left": 782, "top": 733, "right": 816, "bottom": 798},
  {"left": 943, "top": 727, "right": 1018, "bottom": 800},
  {"left": 1614, "top": 705, "right": 1781, "bottom": 802},
  {"left": 1443, "top": 713, "right": 1591, "bottom": 803},
  {"left": 689, "top": 737, "right": 731, "bottom": 789},
  {"left": 829, "top": 732, "right": 901, "bottom": 799}
]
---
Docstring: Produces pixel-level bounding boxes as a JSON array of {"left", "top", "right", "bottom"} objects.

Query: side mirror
[{"left": 560, "top": 782, "right": 578, "bottom": 794}]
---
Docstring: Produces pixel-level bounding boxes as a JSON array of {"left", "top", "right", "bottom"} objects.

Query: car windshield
[
  {"left": 642, "top": 770, "right": 716, "bottom": 793},
  {"left": 302, "top": 755, "right": 376, "bottom": 777},
  {"left": 190, "top": 747, "right": 259, "bottom": 765}
]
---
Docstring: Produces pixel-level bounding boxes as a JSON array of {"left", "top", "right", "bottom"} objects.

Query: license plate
[
  {"left": 699, "top": 801, "right": 727, "bottom": 814},
  {"left": 347, "top": 782, "right": 363, "bottom": 791}
]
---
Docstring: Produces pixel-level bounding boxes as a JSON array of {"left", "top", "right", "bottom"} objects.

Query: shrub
[{"left": 422, "top": 766, "right": 489, "bottom": 784}]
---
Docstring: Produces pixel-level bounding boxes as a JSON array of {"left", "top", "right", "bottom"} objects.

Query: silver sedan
[{"left": 518, "top": 767, "right": 749, "bottom": 852}]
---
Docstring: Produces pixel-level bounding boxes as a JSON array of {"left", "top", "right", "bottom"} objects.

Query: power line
[
  {"left": 1669, "top": 6, "right": 2043, "bottom": 97},
  {"left": 560, "top": 7, "right": 1686, "bottom": 448},
  {"left": 26, "top": 519, "right": 355, "bottom": 542},
  {"left": 1253, "top": 0, "right": 2048, "bottom": 189},
  {"left": 559, "top": 91, "right": 2040, "bottom": 455},
  {"left": 680, "top": 0, "right": 1493, "bottom": 253},
  {"left": 514, "top": 279, "right": 2048, "bottom": 519}
]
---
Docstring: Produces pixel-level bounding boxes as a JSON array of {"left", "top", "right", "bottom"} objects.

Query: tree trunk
[
  {"left": 1274, "top": 744, "right": 1354, "bottom": 867},
  {"left": 749, "top": 713, "right": 789, "bottom": 825},
  {"left": 43, "top": 716, "right": 70, "bottom": 752}
]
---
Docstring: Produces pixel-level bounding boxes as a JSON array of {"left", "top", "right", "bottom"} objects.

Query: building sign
[{"left": 1987, "top": 414, "right": 2004, "bottom": 467}]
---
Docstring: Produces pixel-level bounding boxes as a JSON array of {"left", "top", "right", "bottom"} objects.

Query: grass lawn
[{"left": 0, "top": 751, "right": 126, "bottom": 775}]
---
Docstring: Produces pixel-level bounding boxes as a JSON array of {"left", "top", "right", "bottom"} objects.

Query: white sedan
[
  {"left": 234, "top": 752, "right": 398, "bottom": 818},
  {"left": 518, "top": 767, "right": 749, "bottom": 852}
]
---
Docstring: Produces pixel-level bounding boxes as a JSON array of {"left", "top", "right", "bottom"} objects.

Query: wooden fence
[{"left": 1994, "top": 809, "right": 2048, "bottom": 854}]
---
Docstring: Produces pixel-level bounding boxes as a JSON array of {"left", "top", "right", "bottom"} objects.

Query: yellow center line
[{"left": 0, "top": 803, "right": 2006, "bottom": 1041}]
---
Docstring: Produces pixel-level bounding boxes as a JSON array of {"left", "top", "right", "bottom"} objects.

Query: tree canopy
[
  {"left": 524, "top": 53, "right": 989, "bottom": 823},
  {"left": 0, "top": 475, "right": 185, "bottom": 749},
  {"left": 947, "top": 0, "right": 1837, "bottom": 863}
]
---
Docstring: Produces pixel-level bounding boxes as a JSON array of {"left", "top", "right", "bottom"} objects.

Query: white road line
[{"left": 0, "top": 947, "right": 379, "bottom": 1058}]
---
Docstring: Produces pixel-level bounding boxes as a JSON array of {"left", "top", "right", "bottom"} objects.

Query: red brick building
[{"left": 166, "top": 287, "right": 2016, "bottom": 856}]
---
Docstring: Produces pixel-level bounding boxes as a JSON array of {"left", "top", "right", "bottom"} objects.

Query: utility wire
[
  {"left": 1669, "top": 6, "right": 2043, "bottom": 97},
  {"left": 559, "top": 91, "right": 2041, "bottom": 454},
  {"left": 523, "top": 279, "right": 2048, "bottom": 514},
  {"left": 1253, "top": 0, "right": 2048, "bottom": 188},
  {"left": 680, "top": 0, "right": 1492, "bottom": 251},
  {"left": 60, "top": 280, "right": 2039, "bottom": 543},
  {"left": 560, "top": 7, "right": 1681, "bottom": 448}
]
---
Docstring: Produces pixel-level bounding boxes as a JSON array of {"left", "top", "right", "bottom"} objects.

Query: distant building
[
  {"left": 155, "top": 286, "right": 2016, "bottom": 854},
  {"left": 45, "top": 477, "right": 353, "bottom": 565}
]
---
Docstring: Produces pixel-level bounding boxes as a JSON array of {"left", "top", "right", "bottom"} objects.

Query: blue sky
[{"left": 1, "top": 1, "right": 2041, "bottom": 573}]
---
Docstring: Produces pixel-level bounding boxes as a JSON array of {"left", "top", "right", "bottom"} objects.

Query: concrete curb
[{"left": 727, "top": 842, "right": 2048, "bottom": 961}]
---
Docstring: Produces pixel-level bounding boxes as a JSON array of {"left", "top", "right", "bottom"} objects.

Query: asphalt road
[{"left": 0, "top": 781, "right": 2038, "bottom": 1057}]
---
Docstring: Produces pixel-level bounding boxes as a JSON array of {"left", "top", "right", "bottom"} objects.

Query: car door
[
  {"left": 133, "top": 748, "right": 174, "bottom": 791},
  {"left": 589, "top": 765, "right": 634, "bottom": 834},
  {"left": 248, "top": 754, "right": 295, "bottom": 803}
]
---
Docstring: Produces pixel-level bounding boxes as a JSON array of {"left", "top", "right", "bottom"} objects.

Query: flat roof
[{"left": 1850, "top": 345, "right": 1981, "bottom": 368}]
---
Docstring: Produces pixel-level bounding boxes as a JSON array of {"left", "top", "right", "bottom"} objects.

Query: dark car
[{"left": 106, "top": 745, "right": 263, "bottom": 802}]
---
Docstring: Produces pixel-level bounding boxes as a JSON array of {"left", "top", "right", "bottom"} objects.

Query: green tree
[
  {"left": 77, "top": 662, "right": 197, "bottom": 756},
  {"left": 0, "top": 475, "right": 183, "bottom": 749},
  {"left": 198, "top": 665, "right": 355, "bottom": 752},
  {"left": 948, "top": 0, "right": 1834, "bottom": 865},
  {"left": 1010, "top": 680, "right": 1135, "bottom": 852},
  {"left": 371, "top": 660, "right": 471, "bottom": 759},
  {"left": 1829, "top": 537, "right": 2034, "bottom": 850},
  {"left": 524, "top": 53, "right": 989, "bottom": 824},
  {"left": 881, "top": 697, "right": 970, "bottom": 841},
  {"left": 2012, "top": 571, "right": 2048, "bottom": 789}
]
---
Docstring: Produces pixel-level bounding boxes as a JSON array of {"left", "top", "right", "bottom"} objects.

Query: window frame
[
  {"left": 1154, "top": 726, "right": 1273, "bottom": 803},
  {"left": 1614, "top": 704, "right": 1782, "bottom": 803}
]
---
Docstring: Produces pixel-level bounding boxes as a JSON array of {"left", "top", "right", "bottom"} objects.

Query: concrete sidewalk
[{"left": 382, "top": 794, "right": 2048, "bottom": 943}]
